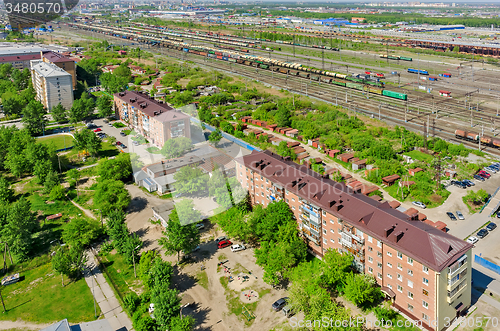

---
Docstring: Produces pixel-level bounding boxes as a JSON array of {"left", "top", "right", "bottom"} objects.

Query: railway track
[{"left": 68, "top": 26, "right": 500, "bottom": 157}]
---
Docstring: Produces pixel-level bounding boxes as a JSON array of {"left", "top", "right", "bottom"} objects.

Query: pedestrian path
[{"left": 84, "top": 249, "right": 133, "bottom": 331}]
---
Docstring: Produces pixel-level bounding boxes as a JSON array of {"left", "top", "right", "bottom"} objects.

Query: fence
[
  {"left": 475, "top": 254, "right": 500, "bottom": 275},
  {"left": 190, "top": 117, "right": 262, "bottom": 152}
]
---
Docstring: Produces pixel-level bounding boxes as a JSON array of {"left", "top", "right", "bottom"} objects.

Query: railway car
[
  {"left": 346, "top": 82, "right": 363, "bottom": 90},
  {"left": 455, "top": 130, "right": 479, "bottom": 141},
  {"left": 399, "top": 56, "right": 413, "bottom": 61},
  {"left": 366, "top": 86, "right": 383, "bottom": 95},
  {"left": 407, "top": 68, "right": 429, "bottom": 75},
  {"left": 428, "top": 76, "right": 438, "bottom": 81},
  {"left": 382, "top": 90, "right": 407, "bottom": 100}
]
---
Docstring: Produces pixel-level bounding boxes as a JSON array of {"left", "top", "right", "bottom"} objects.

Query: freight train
[
  {"left": 69, "top": 23, "right": 408, "bottom": 101},
  {"left": 455, "top": 130, "right": 500, "bottom": 147},
  {"left": 380, "top": 54, "right": 413, "bottom": 61}
]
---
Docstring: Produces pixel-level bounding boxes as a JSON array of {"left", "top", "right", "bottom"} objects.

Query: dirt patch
[
  {"left": 227, "top": 273, "right": 256, "bottom": 291},
  {"left": 177, "top": 78, "right": 191, "bottom": 88},
  {"left": 239, "top": 289, "right": 259, "bottom": 303}
]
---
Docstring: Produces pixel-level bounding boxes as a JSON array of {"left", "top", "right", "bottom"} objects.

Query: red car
[
  {"left": 217, "top": 240, "right": 232, "bottom": 249},
  {"left": 116, "top": 141, "right": 122, "bottom": 146},
  {"left": 93, "top": 128, "right": 102, "bottom": 132},
  {"left": 479, "top": 171, "right": 491, "bottom": 178}
]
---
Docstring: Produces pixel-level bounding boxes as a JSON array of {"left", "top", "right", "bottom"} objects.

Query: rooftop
[
  {"left": 0, "top": 53, "right": 40, "bottom": 63},
  {"left": 0, "top": 43, "right": 47, "bottom": 56},
  {"left": 31, "top": 60, "right": 71, "bottom": 78},
  {"left": 144, "top": 155, "right": 202, "bottom": 174},
  {"left": 236, "top": 150, "right": 472, "bottom": 272},
  {"left": 42, "top": 51, "right": 74, "bottom": 63}
]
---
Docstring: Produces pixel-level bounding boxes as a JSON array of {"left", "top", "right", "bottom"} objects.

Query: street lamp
[
  {"left": 132, "top": 244, "right": 141, "bottom": 278},
  {"left": 180, "top": 303, "right": 190, "bottom": 319}
]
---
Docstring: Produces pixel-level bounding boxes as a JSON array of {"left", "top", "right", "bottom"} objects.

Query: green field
[
  {"left": 38, "top": 135, "right": 75, "bottom": 150},
  {"left": 0, "top": 262, "right": 99, "bottom": 323},
  {"left": 404, "top": 150, "right": 434, "bottom": 163}
]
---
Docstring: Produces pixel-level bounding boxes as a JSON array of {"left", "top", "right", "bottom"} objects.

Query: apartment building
[
  {"left": 113, "top": 90, "right": 191, "bottom": 148},
  {"left": 0, "top": 44, "right": 45, "bottom": 69},
  {"left": 30, "top": 60, "right": 74, "bottom": 111},
  {"left": 235, "top": 150, "right": 472, "bottom": 331},
  {"left": 41, "top": 51, "right": 77, "bottom": 90}
]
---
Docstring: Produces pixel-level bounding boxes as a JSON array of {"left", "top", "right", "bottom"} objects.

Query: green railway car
[
  {"left": 260, "top": 64, "right": 269, "bottom": 69},
  {"left": 310, "top": 75, "right": 320, "bottom": 81},
  {"left": 346, "top": 82, "right": 363, "bottom": 90},
  {"left": 382, "top": 90, "right": 408, "bottom": 100},
  {"left": 331, "top": 79, "right": 346, "bottom": 87},
  {"left": 388, "top": 55, "right": 399, "bottom": 60},
  {"left": 208, "top": 51, "right": 215, "bottom": 54},
  {"left": 399, "top": 56, "right": 413, "bottom": 61},
  {"left": 345, "top": 76, "right": 364, "bottom": 83}
]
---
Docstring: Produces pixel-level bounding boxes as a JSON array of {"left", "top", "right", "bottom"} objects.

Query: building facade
[
  {"left": 235, "top": 150, "right": 472, "bottom": 331},
  {"left": 30, "top": 60, "right": 74, "bottom": 111},
  {"left": 113, "top": 91, "right": 191, "bottom": 148},
  {"left": 0, "top": 44, "right": 45, "bottom": 69},
  {"left": 41, "top": 51, "right": 77, "bottom": 90}
]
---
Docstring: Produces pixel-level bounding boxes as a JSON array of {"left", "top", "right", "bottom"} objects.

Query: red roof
[
  {"left": 439, "top": 90, "right": 451, "bottom": 94},
  {"left": 42, "top": 51, "right": 73, "bottom": 63},
  {"left": 114, "top": 90, "right": 178, "bottom": 120},
  {"left": 0, "top": 54, "right": 40, "bottom": 63}
]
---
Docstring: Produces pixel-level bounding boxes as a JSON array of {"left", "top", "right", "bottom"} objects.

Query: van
[{"left": 282, "top": 305, "right": 294, "bottom": 317}]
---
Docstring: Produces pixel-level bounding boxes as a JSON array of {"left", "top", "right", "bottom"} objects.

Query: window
[
  {"left": 286, "top": 199, "right": 289, "bottom": 203},
  {"left": 292, "top": 198, "right": 295, "bottom": 202},
  {"left": 423, "top": 278, "right": 429, "bottom": 285},
  {"left": 292, "top": 206, "right": 295, "bottom": 210},
  {"left": 423, "top": 266, "right": 429, "bottom": 274},
  {"left": 387, "top": 262, "right": 392, "bottom": 268},
  {"left": 397, "top": 252, "right": 403, "bottom": 259},
  {"left": 387, "top": 284, "right": 392, "bottom": 289},
  {"left": 397, "top": 274, "right": 402, "bottom": 281},
  {"left": 377, "top": 252, "right": 382, "bottom": 258},
  {"left": 330, "top": 219, "right": 335, "bottom": 224},
  {"left": 322, "top": 210, "right": 326, "bottom": 216},
  {"left": 408, "top": 280, "right": 413, "bottom": 288},
  {"left": 387, "top": 273, "right": 392, "bottom": 279},
  {"left": 397, "top": 285, "right": 403, "bottom": 292},
  {"left": 387, "top": 251, "right": 392, "bottom": 257},
  {"left": 261, "top": 184, "right": 264, "bottom": 189},
  {"left": 330, "top": 239, "right": 335, "bottom": 243},
  {"left": 377, "top": 273, "right": 382, "bottom": 279},
  {"left": 398, "top": 263, "right": 403, "bottom": 270},
  {"left": 330, "top": 229, "right": 335, "bottom": 233},
  {"left": 368, "top": 246, "right": 373, "bottom": 252},
  {"left": 377, "top": 240, "right": 382, "bottom": 248},
  {"left": 266, "top": 179, "right": 268, "bottom": 184},
  {"left": 285, "top": 190, "right": 289, "bottom": 195},
  {"left": 408, "top": 291, "right": 413, "bottom": 299},
  {"left": 422, "top": 289, "right": 429, "bottom": 296},
  {"left": 408, "top": 269, "right": 413, "bottom": 276},
  {"left": 408, "top": 257, "right": 413, "bottom": 265},
  {"left": 323, "top": 229, "right": 327, "bottom": 235},
  {"left": 377, "top": 262, "right": 383, "bottom": 269},
  {"left": 323, "top": 238, "right": 327, "bottom": 244},
  {"left": 323, "top": 220, "right": 326, "bottom": 226},
  {"left": 408, "top": 304, "right": 414, "bottom": 312},
  {"left": 422, "top": 313, "right": 429, "bottom": 321},
  {"left": 261, "top": 192, "right": 264, "bottom": 196},
  {"left": 368, "top": 235, "right": 372, "bottom": 243},
  {"left": 368, "top": 267, "right": 373, "bottom": 273},
  {"left": 368, "top": 257, "right": 373, "bottom": 263},
  {"left": 260, "top": 176, "right": 263, "bottom": 181}
]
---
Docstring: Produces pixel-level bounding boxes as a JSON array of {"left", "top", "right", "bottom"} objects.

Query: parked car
[
  {"left": 446, "top": 212, "right": 457, "bottom": 221},
  {"left": 215, "top": 236, "right": 227, "bottom": 243},
  {"left": 466, "top": 236, "right": 478, "bottom": 245},
  {"left": 412, "top": 201, "right": 426, "bottom": 209},
  {"left": 116, "top": 141, "right": 122, "bottom": 146},
  {"left": 474, "top": 175, "right": 485, "bottom": 181},
  {"left": 463, "top": 179, "right": 475, "bottom": 186},
  {"left": 272, "top": 297, "right": 289, "bottom": 311},
  {"left": 230, "top": 244, "right": 246, "bottom": 252},
  {"left": 456, "top": 182, "right": 467, "bottom": 189},
  {"left": 103, "top": 119, "right": 109, "bottom": 123},
  {"left": 456, "top": 211, "right": 464, "bottom": 220},
  {"left": 477, "top": 229, "right": 489, "bottom": 239},
  {"left": 479, "top": 171, "right": 491, "bottom": 178},
  {"left": 486, "top": 222, "right": 497, "bottom": 231},
  {"left": 485, "top": 167, "right": 497, "bottom": 174},
  {"left": 461, "top": 181, "right": 471, "bottom": 187},
  {"left": 108, "top": 123, "right": 113, "bottom": 127},
  {"left": 133, "top": 141, "right": 139, "bottom": 146},
  {"left": 93, "top": 128, "right": 102, "bottom": 133},
  {"left": 217, "top": 240, "right": 232, "bottom": 249},
  {"left": 195, "top": 223, "right": 205, "bottom": 230},
  {"left": 120, "top": 132, "right": 126, "bottom": 136}
]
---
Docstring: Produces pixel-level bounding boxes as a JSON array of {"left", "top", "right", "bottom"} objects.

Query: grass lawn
[
  {"left": 0, "top": 262, "right": 99, "bottom": 323},
  {"left": 145, "top": 147, "right": 161, "bottom": 154},
  {"left": 195, "top": 270, "right": 209, "bottom": 290},
  {"left": 404, "top": 150, "right": 434, "bottom": 163},
  {"left": 38, "top": 135, "right": 75, "bottom": 151},
  {"left": 113, "top": 122, "right": 126, "bottom": 129},
  {"left": 122, "top": 130, "right": 131, "bottom": 136},
  {"left": 100, "top": 251, "right": 143, "bottom": 300}
]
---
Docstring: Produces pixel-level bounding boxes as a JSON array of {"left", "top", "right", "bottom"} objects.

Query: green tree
[
  {"left": 44, "top": 171, "right": 60, "bottom": 194},
  {"left": 151, "top": 284, "right": 180, "bottom": 328},
  {"left": 0, "top": 176, "right": 14, "bottom": 203},
  {"left": 321, "top": 249, "right": 354, "bottom": 290},
  {"left": 51, "top": 103, "right": 68, "bottom": 123},
  {"left": 74, "top": 128, "right": 102, "bottom": 157},
  {"left": 22, "top": 100, "right": 47, "bottom": 135},
  {"left": 275, "top": 105, "right": 291, "bottom": 127},
  {"left": 34, "top": 159, "right": 55, "bottom": 185},
  {"left": 123, "top": 233, "right": 143, "bottom": 265},
  {"left": 97, "top": 96, "right": 113, "bottom": 118},
  {"left": 107, "top": 210, "right": 129, "bottom": 253},
  {"left": 52, "top": 246, "right": 86, "bottom": 286},
  {"left": 158, "top": 207, "right": 200, "bottom": 261},
  {"left": 49, "top": 185, "right": 66, "bottom": 201},
  {"left": 137, "top": 250, "right": 161, "bottom": 284},
  {"left": 2, "top": 94, "right": 25, "bottom": 116},
  {"left": 146, "top": 258, "right": 174, "bottom": 290},
  {"left": 0, "top": 63, "right": 12, "bottom": 79},
  {"left": 63, "top": 218, "right": 103, "bottom": 251},
  {"left": 97, "top": 153, "right": 132, "bottom": 181},
  {"left": 343, "top": 273, "right": 382, "bottom": 308},
  {"left": 94, "top": 180, "right": 131, "bottom": 216},
  {"left": 172, "top": 166, "right": 209, "bottom": 196},
  {"left": 12, "top": 68, "right": 30, "bottom": 90},
  {"left": 169, "top": 316, "right": 195, "bottom": 331},
  {"left": 160, "top": 137, "right": 193, "bottom": 159},
  {"left": 67, "top": 168, "right": 81, "bottom": 192},
  {"left": 208, "top": 129, "right": 222, "bottom": 146},
  {"left": 100, "top": 72, "right": 130, "bottom": 94}
]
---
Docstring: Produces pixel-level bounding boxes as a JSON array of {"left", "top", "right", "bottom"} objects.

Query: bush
[
  {"left": 374, "top": 306, "right": 398, "bottom": 324},
  {"left": 124, "top": 292, "right": 140, "bottom": 314},
  {"left": 49, "top": 185, "right": 66, "bottom": 201},
  {"left": 134, "top": 315, "right": 156, "bottom": 331}
]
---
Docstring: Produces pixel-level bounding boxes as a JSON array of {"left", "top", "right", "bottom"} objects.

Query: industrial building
[{"left": 30, "top": 60, "right": 74, "bottom": 111}]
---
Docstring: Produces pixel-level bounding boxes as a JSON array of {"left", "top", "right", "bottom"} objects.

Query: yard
[{"left": 38, "top": 135, "right": 75, "bottom": 151}]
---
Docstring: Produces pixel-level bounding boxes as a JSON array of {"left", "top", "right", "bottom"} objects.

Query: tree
[
  {"left": 172, "top": 166, "right": 209, "bottom": 196},
  {"left": 175, "top": 199, "right": 202, "bottom": 226},
  {"left": 52, "top": 246, "right": 86, "bottom": 286},
  {"left": 49, "top": 185, "right": 66, "bottom": 201},
  {"left": 100, "top": 72, "right": 130, "bottom": 94},
  {"left": 343, "top": 273, "right": 383, "bottom": 308},
  {"left": 208, "top": 129, "right": 222, "bottom": 146},
  {"left": 107, "top": 210, "right": 130, "bottom": 253},
  {"left": 34, "top": 159, "right": 54, "bottom": 185},
  {"left": 169, "top": 316, "right": 195, "bottom": 331},
  {"left": 63, "top": 218, "right": 103, "bottom": 251},
  {"left": 321, "top": 249, "right": 354, "bottom": 291},
  {"left": 138, "top": 250, "right": 161, "bottom": 284},
  {"left": 69, "top": 93, "right": 95, "bottom": 123},
  {"left": 44, "top": 171, "right": 60, "bottom": 194},
  {"left": 0, "top": 176, "right": 14, "bottom": 203},
  {"left": 12, "top": 68, "right": 30, "bottom": 90},
  {"left": 22, "top": 100, "right": 47, "bottom": 135},
  {"left": 158, "top": 208, "right": 200, "bottom": 261},
  {"left": 146, "top": 258, "right": 174, "bottom": 290},
  {"left": 123, "top": 233, "right": 143, "bottom": 265},
  {"left": 275, "top": 106, "right": 291, "bottom": 127},
  {"left": 94, "top": 180, "right": 131, "bottom": 215},
  {"left": 160, "top": 137, "right": 193, "bottom": 159},
  {"left": 97, "top": 153, "right": 132, "bottom": 181},
  {"left": 51, "top": 103, "right": 68, "bottom": 123},
  {"left": 74, "top": 128, "right": 102, "bottom": 157},
  {"left": 2, "top": 94, "right": 25, "bottom": 117},
  {"left": 97, "top": 96, "right": 113, "bottom": 118},
  {"left": 67, "top": 168, "right": 81, "bottom": 191},
  {"left": 1, "top": 198, "right": 38, "bottom": 261},
  {"left": 151, "top": 284, "right": 180, "bottom": 328}
]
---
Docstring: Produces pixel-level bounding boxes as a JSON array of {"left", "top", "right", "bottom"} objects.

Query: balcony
[
  {"left": 448, "top": 255, "right": 467, "bottom": 278},
  {"left": 448, "top": 269, "right": 467, "bottom": 290},
  {"left": 447, "top": 279, "right": 468, "bottom": 303}
]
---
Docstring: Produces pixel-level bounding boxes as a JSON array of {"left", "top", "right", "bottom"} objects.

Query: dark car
[
  {"left": 474, "top": 175, "right": 485, "bottom": 181},
  {"left": 446, "top": 212, "right": 457, "bottom": 221},
  {"left": 120, "top": 132, "right": 126, "bottom": 136},
  {"left": 477, "top": 229, "right": 489, "bottom": 239},
  {"left": 217, "top": 240, "right": 232, "bottom": 249},
  {"left": 272, "top": 297, "right": 289, "bottom": 311},
  {"left": 461, "top": 181, "right": 472, "bottom": 187},
  {"left": 487, "top": 223, "right": 497, "bottom": 231}
]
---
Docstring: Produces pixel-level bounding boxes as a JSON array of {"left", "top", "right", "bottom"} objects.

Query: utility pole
[{"left": 0, "top": 289, "right": 5, "bottom": 313}]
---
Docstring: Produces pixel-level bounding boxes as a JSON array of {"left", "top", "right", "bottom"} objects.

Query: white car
[
  {"left": 230, "top": 244, "right": 246, "bottom": 252},
  {"left": 466, "top": 236, "right": 478, "bottom": 245},
  {"left": 412, "top": 201, "right": 426, "bottom": 209}
]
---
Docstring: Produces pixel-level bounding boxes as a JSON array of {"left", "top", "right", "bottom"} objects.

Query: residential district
[{"left": 2, "top": 1, "right": 500, "bottom": 331}]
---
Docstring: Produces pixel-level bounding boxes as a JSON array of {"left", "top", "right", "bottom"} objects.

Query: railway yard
[{"left": 66, "top": 21, "right": 500, "bottom": 157}]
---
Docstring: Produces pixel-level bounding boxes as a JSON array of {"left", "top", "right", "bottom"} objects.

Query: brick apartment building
[
  {"left": 235, "top": 150, "right": 472, "bottom": 331},
  {"left": 41, "top": 51, "right": 77, "bottom": 90},
  {"left": 113, "top": 90, "right": 191, "bottom": 148}
]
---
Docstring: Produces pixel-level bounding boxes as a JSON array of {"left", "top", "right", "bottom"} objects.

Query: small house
[
  {"left": 327, "top": 149, "right": 340, "bottom": 158},
  {"left": 409, "top": 168, "right": 423, "bottom": 176},
  {"left": 287, "top": 141, "right": 300, "bottom": 148},
  {"left": 337, "top": 153, "right": 355, "bottom": 163},
  {"left": 352, "top": 159, "right": 367, "bottom": 171},
  {"left": 267, "top": 124, "right": 278, "bottom": 131},
  {"left": 286, "top": 129, "right": 299, "bottom": 138},
  {"left": 399, "top": 181, "right": 415, "bottom": 187},
  {"left": 382, "top": 174, "right": 400, "bottom": 186}
]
